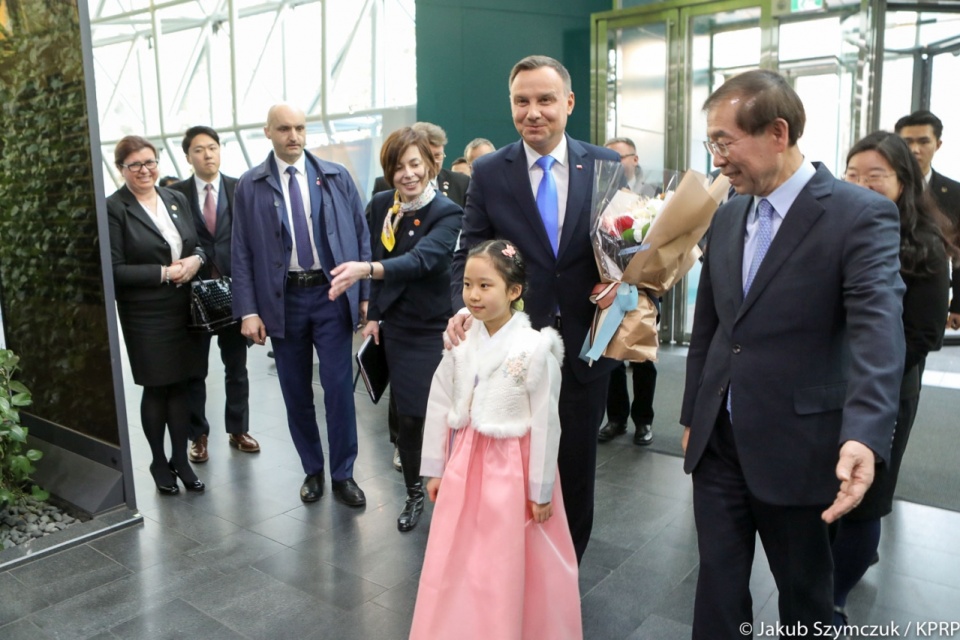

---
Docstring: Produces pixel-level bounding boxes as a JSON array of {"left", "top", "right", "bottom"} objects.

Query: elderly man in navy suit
[
  {"left": 681, "top": 70, "right": 905, "bottom": 637},
  {"left": 447, "top": 55, "right": 621, "bottom": 562},
  {"left": 232, "top": 104, "right": 371, "bottom": 506}
]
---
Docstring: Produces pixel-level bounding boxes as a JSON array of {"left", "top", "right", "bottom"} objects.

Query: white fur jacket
[{"left": 420, "top": 312, "right": 564, "bottom": 504}]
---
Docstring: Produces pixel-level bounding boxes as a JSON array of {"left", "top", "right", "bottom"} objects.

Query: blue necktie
[
  {"left": 535, "top": 155, "right": 559, "bottom": 255},
  {"left": 744, "top": 198, "right": 774, "bottom": 294},
  {"left": 286, "top": 166, "right": 314, "bottom": 270}
]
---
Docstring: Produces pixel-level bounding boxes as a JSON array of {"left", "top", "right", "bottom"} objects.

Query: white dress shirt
[
  {"left": 523, "top": 137, "right": 569, "bottom": 242},
  {"left": 273, "top": 154, "right": 320, "bottom": 271},
  {"left": 193, "top": 173, "right": 220, "bottom": 226}
]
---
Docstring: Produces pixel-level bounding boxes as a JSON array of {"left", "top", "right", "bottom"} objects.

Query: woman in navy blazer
[
  {"left": 329, "top": 127, "right": 462, "bottom": 531},
  {"left": 107, "top": 136, "right": 207, "bottom": 496}
]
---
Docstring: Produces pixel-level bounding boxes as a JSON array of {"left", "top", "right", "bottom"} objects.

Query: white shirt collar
[
  {"left": 924, "top": 168, "right": 933, "bottom": 184},
  {"left": 755, "top": 158, "right": 816, "bottom": 219},
  {"left": 274, "top": 153, "right": 307, "bottom": 177},
  {"left": 193, "top": 173, "right": 219, "bottom": 194},
  {"left": 523, "top": 136, "right": 568, "bottom": 170}
]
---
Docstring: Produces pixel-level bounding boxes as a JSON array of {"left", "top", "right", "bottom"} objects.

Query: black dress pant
[
  {"left": 691, "top": 408, "right": 833, "bottom": 639},
  {"left": 606, "top": 360, "right": 657, "bottom": 426},
  {"left": 187, "top": 322, "right": 249, "bottom": 439},
  {"left": 558, "top": 363, "right": 610, "bottom": 563}
]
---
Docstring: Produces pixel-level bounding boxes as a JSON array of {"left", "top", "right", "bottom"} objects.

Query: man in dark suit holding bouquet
[{"left": 447, "top": 55, "right": 621, "bottom": 561}]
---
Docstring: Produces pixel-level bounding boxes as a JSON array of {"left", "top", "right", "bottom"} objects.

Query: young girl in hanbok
[{"left": 409, "top": 239, "right": 582, "bottom": 640}]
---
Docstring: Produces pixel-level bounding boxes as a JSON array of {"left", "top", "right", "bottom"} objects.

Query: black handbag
[{"left": 188, "top": 277, "right": 237, "bottom": 333}]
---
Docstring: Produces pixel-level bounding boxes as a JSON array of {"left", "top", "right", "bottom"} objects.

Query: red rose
[{"left": 614, "top": 215, "right": 634, "bottom": 235}]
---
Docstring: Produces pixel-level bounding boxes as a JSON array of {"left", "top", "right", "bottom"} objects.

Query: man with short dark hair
[
  {"left": 232, "top": 104, "right": 370, "bottom": 506},
  {"left": 447, "top": 55, "right": 621, "bottom": 562},
  {"left": 895, "top": 110, "right": 960, "bottom": 329},
  {"left": 171, "top": 126, "right": 259, "bottom": 463},
  {"left": 684, "top": 69, "right": 904, "bottom": 636}
]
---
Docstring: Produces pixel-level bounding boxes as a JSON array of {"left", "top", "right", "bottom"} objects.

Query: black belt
[{"left": 287, "top": 270, "right": 328, "bottom": 288}]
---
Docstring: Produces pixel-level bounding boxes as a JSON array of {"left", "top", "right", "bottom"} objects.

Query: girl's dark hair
[
  {"left": 467, "top": 239, "right": 527, "bottom": 309},
  {"left": 846, "top": 130, "right": 955, "bottom": 276}
]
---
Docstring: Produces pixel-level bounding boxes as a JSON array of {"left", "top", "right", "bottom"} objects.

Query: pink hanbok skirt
[{"left": 409, "top": 424, "right": 582, "bottom": 640}]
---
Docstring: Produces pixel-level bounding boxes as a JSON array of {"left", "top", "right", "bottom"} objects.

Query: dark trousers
[
  {"left": 187, "top": 322, "right": 249, "bottom": 440},
  {"left": 558, "top": 364, "right": 610, "bottom": 562},
  {"left": 272, "top": 285, "right": 358, "bottom": 481},
  {"left": 606, "top": 360, "right": 657, "bottom": 426},
  {"left": 691, "top": 409, "right": 833, "bottom": 638}
]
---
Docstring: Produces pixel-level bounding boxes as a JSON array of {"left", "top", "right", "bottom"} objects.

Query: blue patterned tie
[
  {"left": 535, "top": 155, "right": 559, "bottom": 255},
  {"left": 286, "top": 166, "right": 314, "bottom": 270},
  {"left": 744, "top": 198, "right": 774, "bottom": 294}
]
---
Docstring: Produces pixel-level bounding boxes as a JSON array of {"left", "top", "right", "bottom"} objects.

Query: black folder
[{"left": 355, "top": 333, "right": 389, "bottom": 404}]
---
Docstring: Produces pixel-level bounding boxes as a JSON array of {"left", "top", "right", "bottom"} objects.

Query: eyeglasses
[
  {"left": 843, "top": 171, "right": 895, "bottom": 187},
  {"left": 619, "top": 153, "right": 637, "bottom": 160},
  {"left": 122, "top": 159, "right": 159, "bottom": 172},
  {"left": 433, "top": 152, "right": 445, "bottom": 163},
  {"left": 703, "top": 138, "right": 744, "bottom": 158}
]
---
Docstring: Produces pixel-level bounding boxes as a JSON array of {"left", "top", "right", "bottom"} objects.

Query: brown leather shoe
[
  {"left": 229, "top": 432, "right": 260, "bottom": 453},
  {"left": 188, "top": 434, "right": 209, "bottom": 463}
]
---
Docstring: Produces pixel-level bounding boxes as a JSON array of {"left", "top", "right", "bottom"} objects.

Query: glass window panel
[
  {"left": 779, "top": 17, "right": 840, "bottom": 61},
  {"left": 931, "top": 53, "right": 960, "bottom": 179},
  {"left": 712, "top": 27, "right": 760, "bottom": 69},
  {"left": 234, "top": 11, "right": 285, "bottom": 122},
  {"left": 877, "top": 57, "right": 913, "bottom": 131},
  {"left": 794, "top": 73, "right": 842, "bottom": 174},
  {"left": 327, "top": 5, "right": 374, "bottom": 115},
  {"left": 281, "top": 3, "right": 324, "bottom": 113},
  {"left": 612, "top": 23, "right": 667, "bottom": 173},
  {"left": 379, "top": 0, "right": 417, "bottom": 109}
]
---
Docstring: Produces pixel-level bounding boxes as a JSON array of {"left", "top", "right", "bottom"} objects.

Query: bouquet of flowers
[{"left": 581, "top": 161, "right": 730, "bottom": 364}]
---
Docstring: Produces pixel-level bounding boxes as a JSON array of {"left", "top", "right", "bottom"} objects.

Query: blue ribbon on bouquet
[{"left": 580, "top": 283, "right": 639, "bottom": 364}]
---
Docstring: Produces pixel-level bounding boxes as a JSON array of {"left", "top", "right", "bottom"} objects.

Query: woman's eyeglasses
[
  {"left": 843, "top": 171, "right": 895, "bottom": 187},
  {"left": 122, "top": 159, "right": 159, "bottom": 172}
]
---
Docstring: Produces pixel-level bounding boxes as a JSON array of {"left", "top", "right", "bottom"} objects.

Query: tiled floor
[{"left": 3, "top": 343, "right": 960, "bottom": 639}]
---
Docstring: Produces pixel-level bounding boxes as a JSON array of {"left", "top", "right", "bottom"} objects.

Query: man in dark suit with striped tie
[{"left": 171, "top": 126, "right": 260, "bottom": 464}]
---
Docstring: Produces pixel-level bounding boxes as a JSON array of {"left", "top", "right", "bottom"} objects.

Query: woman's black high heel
[
  {"left": 169, "top": 461, "right": 205, "bottom": 492},
  {"left": 149, "top": 462, "right": 179, "bottom": 495}
]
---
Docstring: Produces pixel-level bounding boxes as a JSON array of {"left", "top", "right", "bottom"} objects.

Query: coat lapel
[
  {"left": 120, "top": 186, "right": 165, "bottom": 242},
  {"left": 560, "top": 136, "right": 589, "bottom": 260},
  {"left": 736, "top": 168, "right": 830, "bottom": 320},
  {"left": 265, "top": 155, "right": 291, "bottom": 236},
  {"left": 158, "top": 188, "right": 191, "bottom": 258}
]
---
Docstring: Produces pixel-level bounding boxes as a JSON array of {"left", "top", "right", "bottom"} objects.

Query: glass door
[{"left": 592, "top": 0, "right": 876, "bottom": 345}]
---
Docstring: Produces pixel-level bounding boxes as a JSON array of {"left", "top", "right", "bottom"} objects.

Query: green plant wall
[{"left": 0, "top": 0, "right": 120, "bottom": 444}]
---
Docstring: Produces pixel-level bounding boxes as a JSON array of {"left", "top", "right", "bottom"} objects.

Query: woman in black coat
[
  {"left": 329, "top": 127, "right": 462, "bottom": 531},
  {"left": 107, "top": 136, "right": 207, "bottom": 495},
  {"left": 832, "top": 131, "right": 952, "bottom": 624}
]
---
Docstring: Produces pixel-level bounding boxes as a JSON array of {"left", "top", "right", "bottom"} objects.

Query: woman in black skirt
[
  {"left": 107, "top": 136, "right": 207, "bottom": 495},
  {"left": 329, "top": 127, "right": 462, "bottom": 530},
  {"left": 832, "top": 131, "right": 953, "bottom": 623}
]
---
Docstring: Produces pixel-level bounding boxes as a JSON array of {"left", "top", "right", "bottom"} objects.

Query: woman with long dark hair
[{"left": 833, "top": 130, "right": 952, "bottom": 624}]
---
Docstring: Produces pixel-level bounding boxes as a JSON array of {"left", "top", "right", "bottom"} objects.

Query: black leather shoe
[
  {"left": 169, "top": 461, "right": 205, "bottom": 492},
  {"left": 397, "top": 484, "right": 425, "bottom": 532},
  {"left": 598, "top": 421, "right": 627, "bottom": 442},
  {"left": 633, "top": 423, "right": 653, "bottom": 446},
  {"left": 300, "top": 474, "right": 323, "bottom": 502},
  {"left": 331, "top": 478, "right": 366, "bottom": 507}
]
